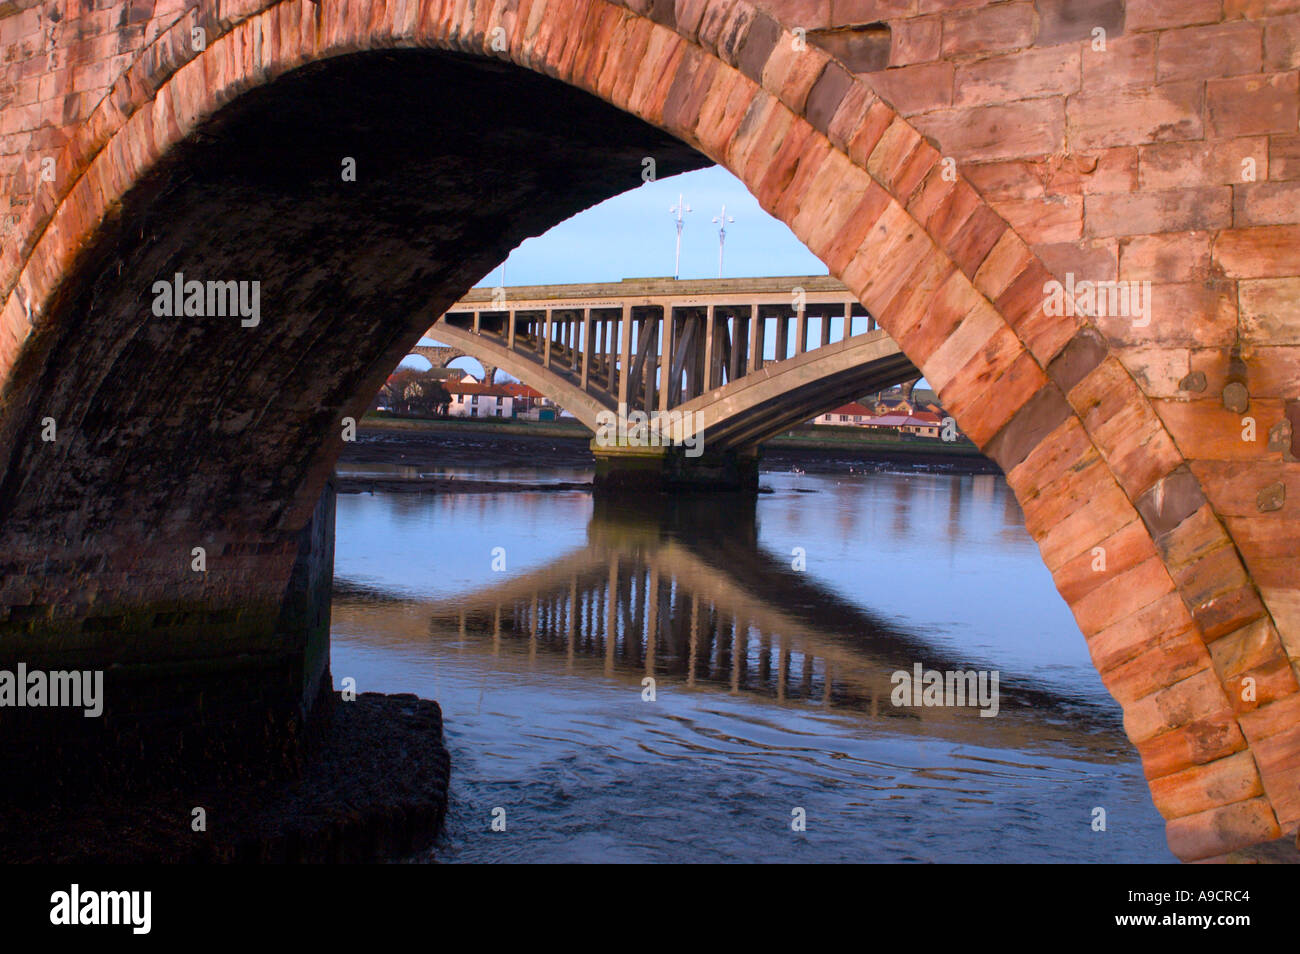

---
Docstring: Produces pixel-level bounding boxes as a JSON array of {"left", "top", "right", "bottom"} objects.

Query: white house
[{"left": 446, "top": 381, "right": 514, "bottom": 419}]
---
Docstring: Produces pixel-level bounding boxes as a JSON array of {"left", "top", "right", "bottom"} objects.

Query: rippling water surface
[{"left": 330, "top": 454, "right": 1174, "bottom": 862}]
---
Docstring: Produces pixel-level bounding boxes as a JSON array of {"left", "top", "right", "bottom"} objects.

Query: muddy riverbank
[{"left": 339, "top": 418, "right": 999, "bottom": 492}]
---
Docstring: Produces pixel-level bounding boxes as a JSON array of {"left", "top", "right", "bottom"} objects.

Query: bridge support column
[
  {"left": 581, "top": 308, "right": 592, "bottom": 391},
  {"left": 704, "top": 305, "right": 718, "bottom": 391},
  {"left": 606, "top": 315, "right": 617, "bottom": 393},
  {"left": 591, "top": 443, "right": 760, "bottom": 495},
  {"left": 617, "top": 304, "right": 633, "bottom": 408},
  {"left": 659, "top": 308, "right": 676, "bottom": 413},
  {"left": 729, "top": 311, "right": 748, "bottom": 383},
  {"left": 643, "top": 312, "right": 659, "bottom": 411}
]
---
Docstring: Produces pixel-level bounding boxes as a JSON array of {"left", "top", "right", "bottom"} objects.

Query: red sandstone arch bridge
[{"left": 0, "top": 0, "right": 1297, "bottom": 862}]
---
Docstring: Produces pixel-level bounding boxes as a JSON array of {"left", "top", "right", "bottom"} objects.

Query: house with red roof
[
  {"left": 811, "top": 401, "right": 952, "bottom": 439},
  {"left": 862, "top": 411, "right": 944, "bottom": 438},
  {"left": 813, "top": 402, "right": 874, "bottom": 426}
]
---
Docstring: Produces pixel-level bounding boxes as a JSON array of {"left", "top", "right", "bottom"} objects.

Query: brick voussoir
[
  {"left": 867, "top": 118, "right": 921, "bottom": 186},
  {"left": 1134, "top": 712, "right": 1249, "bottom": 790},
  {"left": 877, "top": 254, "right": 956, "bottom": 348},
  {"left": 805, "top": 59, "right": 855, "bottom": 137},
  {"left": 730, "top": 8, "right": 779, "bottom": 84},
  {"left": 1071, "top": 554, "right": 1180, "bottom": 639},
  {"left": 1038, "top": 479, "right": 1142, "bottom": 572},
  {"left": 1195, "top": 584, "right": 1271, "bottom": 645},
  {"left": 1239, "top": 691, "right": 1300, "bottom": 746},
  {"left": 660, "top": 43, "right": 717, "bottom": 141},
  {"left": 1157, "top": 504, "right": 1236, "bottom": 572},
  {"left": 1005, "top": 415, "right": 1094, "bottom": 503},
  {"left": 794, "top": 153, "right": 873, "bottom": 261},
  {"left": 692, "top": 67, "right": 759, "bottom": 161},
  {"left": 1047, "top": 326, "right": 1108, "bottom": 395},
  {"left": 0, "top": 9, "right": 208, "bottom": 304},
  {"left": 893, "top": 267, "right": 983, "bottom": 367},
  {"left": 845, "top": 98, "right": 897, "bottom": 169},
  {"left": 908, "top": 161, "right": 960, "bottom": 229},
  {"left": 1088, "top": 591, "right": 1199, "bottom": 676},
  {"left": 1053, "top": 517, "right": 1161, "bottom": 608},
  {"left": 819, "top": 183, "right": 893, "bottom": 277},
  {"left": 1165, "top": 796, "right": 1281, "bottom": 861},
  {"left": 1126, "top": 666, "right": 1240, "bottom": 746},
  {"left": 1148, "top": 750, "right": 1266, "bottom": 823},
  {"left": 770, "top": 134, "right": 834, "bottom": 224},
  {"left": 1096, "top": 414, "right": 1187, "bottom": 504},
  {"left": 1066, "top": 356, "right": 1188, "bottom": 498},
  {"left": 597, "top": 14, "right": 652, "bottom": 106},
  {"left": 763, "top": 32, "right": 830, "bottom": 117},
  {"left": 844, "top": 203, "right": 929, "bottom": 315},
  {"left": 944, "top": 346, "right": 1047, "bottom": 448},
  {"left": 973, "top": 229, "right": 1034, "bottom": 303},
  {"left": 592, "top": 7, "right": 642, "bottom": 98},
  {"left": 826, "top": 83, "right": 878, "bottom": 154},
  {"left": 947, "top": 204, "right": 1009, "bottom": 281},
  {"left": 996, "top": 260, "right": 1080, "bottom": 365},
  {"left": 984, "top": 382, "right": 1073, "bottom": 475},
  {"left": 724, "top": 94, "right": 786, "bottom": 183},
  {"left": 625, "top": 26, "right": 682, "bottom": 119},
  {"left": 1103, "top": 627, "right": 1217, "bottom": 712}
]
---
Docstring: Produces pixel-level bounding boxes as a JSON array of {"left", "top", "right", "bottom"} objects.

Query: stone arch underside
[{"left": 0, "top": 0, "right": 1295, "bottom": 860}]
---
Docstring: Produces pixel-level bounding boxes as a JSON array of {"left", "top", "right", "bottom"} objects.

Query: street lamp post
[
  {"left": 712, "top": 205, "right": 735, "bottom": 278},
  {"left": 669, "top": 193, "right": 692, "bottom": 280}
]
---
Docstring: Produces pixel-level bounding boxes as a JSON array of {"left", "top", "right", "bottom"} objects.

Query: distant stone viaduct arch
[
  {"left": 408, "top": 345, "right": 497, "bottom": 384},
  {"left": 0, "top": 0, "right": 1297, "bottom": 860}
]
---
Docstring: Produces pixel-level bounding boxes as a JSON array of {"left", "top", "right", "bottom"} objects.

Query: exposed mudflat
[
  {"left": 342, "top": 424, "right": 595, "bottom": 472},
  {"left": 337, "top": 421, "right": 999, "bottom": 493}
]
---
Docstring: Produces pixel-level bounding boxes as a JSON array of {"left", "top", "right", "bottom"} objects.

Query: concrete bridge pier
[{"left": 592, "top": 442, "right": 761, "bottom": 495}]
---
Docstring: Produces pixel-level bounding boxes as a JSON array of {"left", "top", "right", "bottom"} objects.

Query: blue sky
[
  {"left": 413, "top": 165, "right": 831, "bottom": 375},
  {"left": 472, "top": 165, "right": 827, "bottom": 287}
]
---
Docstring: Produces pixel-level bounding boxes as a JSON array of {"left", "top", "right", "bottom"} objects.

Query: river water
[{"left": 331, "top": 443, "right": 1174, "bottom": 862}]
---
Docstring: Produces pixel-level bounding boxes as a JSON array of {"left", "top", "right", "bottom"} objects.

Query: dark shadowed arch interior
[
  {"left": 0, "top": 49, "right": 708, "bottom": 800},
  {"left": 0, "top": 50, "right": 706, "bottom": 545}
]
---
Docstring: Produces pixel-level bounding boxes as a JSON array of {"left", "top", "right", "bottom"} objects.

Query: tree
[
  {"left": 423, "top": 380, "right": 451, "bottom": 417},
  {"left": 379, "top": 369, "right": 452, "bottom": 418}
]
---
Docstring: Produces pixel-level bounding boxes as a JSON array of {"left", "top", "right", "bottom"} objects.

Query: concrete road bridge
[
  {"left": 429, "top": 275, "right": 917, "bottom": 487},
  {"left": 1, "top": 0, "right": 1298, "bottom": 860}
]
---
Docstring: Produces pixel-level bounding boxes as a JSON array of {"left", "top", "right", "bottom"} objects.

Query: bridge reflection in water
[{"left": 333, "top": 494, "right": 1128, "bottom": 756}]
